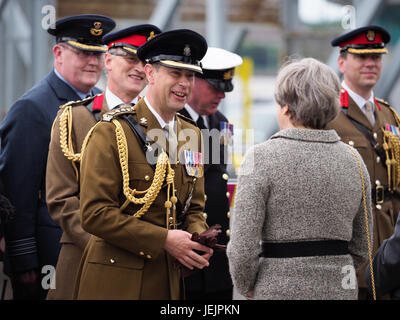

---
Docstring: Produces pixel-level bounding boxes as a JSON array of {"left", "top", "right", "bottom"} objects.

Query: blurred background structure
[{"left": 1, "top": 0, "right": 400, "bottom": 143}]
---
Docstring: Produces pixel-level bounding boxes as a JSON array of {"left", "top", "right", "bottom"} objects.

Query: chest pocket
[{"left": 127, "top": 162, "right": 155, "bottom": 191}]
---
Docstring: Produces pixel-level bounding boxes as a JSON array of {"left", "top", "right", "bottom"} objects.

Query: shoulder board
[
  {"left": 59, "top": 94, "right": 99, "bottom": 109},
  {"left": 375, "top": 97, "right": 390, "bottom": 107},
  {"left": 102, "top": 104, "right": 136, "bottom": 122},
  {"left": 176, "top": 113, "right": 196, "bottom": 125}
]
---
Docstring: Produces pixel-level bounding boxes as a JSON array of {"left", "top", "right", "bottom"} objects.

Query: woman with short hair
[{"left": 227, "top": 57, "right": 373, "bottom": 300}]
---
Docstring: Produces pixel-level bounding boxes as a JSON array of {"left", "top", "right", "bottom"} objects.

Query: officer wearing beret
[
  {"left": 327, "top": 25, "right": 400, "bottom": 299},
  {"left": 45, "top": 24, "right": 160, "bottom": 300},
  {"left": 73, "top": 29, "right": 212, "bottom": 300},
  {"left": 178, "top": 47, "right": 242, "bottom": 300},
  {"left": 0, "top": 14, "right": 115, "bottom": 300}
]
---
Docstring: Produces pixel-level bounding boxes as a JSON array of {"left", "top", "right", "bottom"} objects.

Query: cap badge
[
  {"left": 183, "top": 45, "right": 191, "bottom": 57},
  {"left": 147, "top": 31, "right": 156, "bottom": 41},
  {"left": 223, "top": 70, "right": 233, "bottom": 80},
  {"left": 90, "top": 22, "right": 103, "bottom": 37},
  {"left": 367, "top": 30, "right": 375, "bottom": 42}
]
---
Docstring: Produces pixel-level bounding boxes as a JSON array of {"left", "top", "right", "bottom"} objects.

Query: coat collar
[{"left": 271, "top": 128, "right": 340, "bottom": 143}]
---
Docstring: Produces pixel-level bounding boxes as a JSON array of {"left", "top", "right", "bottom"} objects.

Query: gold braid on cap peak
[
  {"left": 381, "top": 106, "right": 400, "bottom": 191},
  {"left": 113, "top": 119, "right": 177, "bottom": 224}
]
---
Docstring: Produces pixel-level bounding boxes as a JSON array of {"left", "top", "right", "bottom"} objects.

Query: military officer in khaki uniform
[
  {"left": 327, "top": 25, "right": 400, "bottom": 299},
  {"left": 73, "top": 29, "right": 213, "bottom": 300},
  {"left": 45, "top": 24, "right": 161, "bottom": 299}
]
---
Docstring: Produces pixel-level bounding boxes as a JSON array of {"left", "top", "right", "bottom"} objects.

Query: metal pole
[
  {"left": 206, "top": 0, "right": 226, "bottom": 48},
  {"left": 149, "top": 0, "right": 181, "bottom": 31}
]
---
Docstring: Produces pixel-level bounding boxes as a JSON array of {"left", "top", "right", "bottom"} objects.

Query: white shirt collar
[
  {"left": 105, "top": 88, "right": 139, "bottom": 109},
  {"left": 185, "top": 104, "right": 209, "bottom": 128},
  {"left": 144, "top": 96, "right": 175, "bottom": 130},
  {"left": 342, "top": 81, "right": 375, "bottom": 110}
]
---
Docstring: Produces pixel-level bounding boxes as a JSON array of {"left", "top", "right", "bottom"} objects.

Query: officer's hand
[{"left": 164, "top": 229, "right": 213, "bottom": 270}]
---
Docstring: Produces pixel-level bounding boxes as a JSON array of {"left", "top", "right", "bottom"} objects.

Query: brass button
[
  {"left": 226, "top": 229, "right": 230, "bottom": 237},
  {"left": 139, "top": 251, "right": 145, "bottom": 256},
  {"left": 222, "top": 173, "right": 229, "bottom": 181},
  {"left": 145, "top": 175, "right": 150, "bottom": 181},
  {"left": 376, "top": 204, "right": 382, "bottom": 210},
  {"left": 203, "top": 212, "right": 208, "bottom": 219},
  {"left": 110, "top": 258, "right": 115, "bottom": 264},
  {"left": 226, "top": 192, "right": 230, "bottom": 198},
  {"left": 146, "top": 254, "right": 152, "bottom": 259},
  {"left": 373, "top": 132, "right": 378, "bottom": 140},
  {"left": 376, "top": 180, "right": 381, "bottom": 186},
  {"left": 376, "top": 156, "right": 381, "bottom": 164},
  {"left": 204, "top": 194, "right": 207, "bottom": 201},
  {"left": 348, "top": 141, "right": 354, "bottom": 147},
  {"left": 227, "top": 211, "right": 230, "bottom": 219}
]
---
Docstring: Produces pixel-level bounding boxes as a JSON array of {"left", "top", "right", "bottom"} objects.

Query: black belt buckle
[{"left": 376, "top": 185, "right": 384, "bottom": 204}]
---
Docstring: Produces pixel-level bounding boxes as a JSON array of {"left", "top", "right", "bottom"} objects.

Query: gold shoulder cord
[
  {"left": 112, "top": 119, "right": 178, "bottom": 226},
  {"left": 347, "top": 145, "right": 376, "bottom": 300},
  {"left": 59, "top": 105, "right": 81, "bottom": 180},
  {"left": 382, "top": 107, "right": 400, "bottom": 191}
]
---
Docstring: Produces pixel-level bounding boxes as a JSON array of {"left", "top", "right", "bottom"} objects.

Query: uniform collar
[
  {"left": 105, "top": 87, "right": 139, "bottom": 109},
  {"left": 143, "top": 96, "right": 175, "bottom": 130},
  {"left": 54, "top": 68, "right": 91, "bottom": 99},
  {"left": 342, "top": 80, "right": 375, "bottom": 109},
  {"left": 185, "top": 104, "right": 209, "bottom": 128}
]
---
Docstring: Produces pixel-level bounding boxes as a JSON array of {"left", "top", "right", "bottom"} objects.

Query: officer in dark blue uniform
[
  {"left": 366, "top": 213, "right": 400, "bottom": 299},
  {"left": 179, "top": 47, "right": 242, "bottom": 300},
  {"left": 0, "top": 14, "right": 115, "bottom": 299}
]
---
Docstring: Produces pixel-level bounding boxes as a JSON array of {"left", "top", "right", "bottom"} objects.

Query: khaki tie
[
  {"left": 364, "top": 101, "right": 375, "bottom": 125},
  {"left": 164, "top": 124, "right": 178, "bottom": 159}
]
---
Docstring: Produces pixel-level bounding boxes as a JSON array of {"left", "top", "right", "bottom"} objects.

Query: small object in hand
[{"left": 175, "top": 224, "right": 227, "bottom": 277}]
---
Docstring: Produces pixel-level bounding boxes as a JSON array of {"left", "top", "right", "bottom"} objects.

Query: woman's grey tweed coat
[{"left": 227, "top": 128, "right": 373, "bottom": 300}]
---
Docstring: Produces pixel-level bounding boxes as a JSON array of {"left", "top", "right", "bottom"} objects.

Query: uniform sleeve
[
  {"left": 79, "top": 122, "right": 169, "bottom": 260},
  {"left": 46, "top": 110, "right": 90, "bottom": 250},
  {"left": 227, "top": 145, "right": 268, "bottom": 296},
  {"left": 0, "top": 99, "right": 49, "bottom": 272},
  {"left": 348, "top": 153, "right": 373, "bottom": 270}
]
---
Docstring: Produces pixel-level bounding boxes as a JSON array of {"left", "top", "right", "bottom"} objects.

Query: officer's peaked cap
[
  {"left": 102, "top": 24, "right": 162, "bottom": 55},
  {"left": 137, "top": 29, "right": 208, "bottom": 74},
  {"left": 48, "top": 14, "right": 116, "bottom": 52},
  {"left": 197, "top": 47, "right": 243, "bottom": 92},
  {"left": 331, "top": 25, "right": 390, "bottom": 54}
]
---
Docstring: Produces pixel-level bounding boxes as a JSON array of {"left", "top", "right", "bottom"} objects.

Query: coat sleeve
[
  {"left": 46, "top": 109, "right": 90, "bottom": 250},
  {"left": 348, "top": 152, "right": 373, "bottom": 270},
  {"left": 227, "top": 145, "right": 268, "bottom": 296},
  {"left": 366, "top": 211, "right": 400, "bottom": 298},
  {"left": 0, "top": 98, "right": 49, "bottom": 272},
  {"left": 79, "top": 122, "right": 169, "bottom": 260}
]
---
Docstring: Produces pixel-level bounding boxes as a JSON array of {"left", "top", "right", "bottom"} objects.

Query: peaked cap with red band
[
  {"left": 102, "top": 24, "right": 162, "bottom": 55},
  {"left": 331, "top": 25, "right": 390, "bottom": 55}
]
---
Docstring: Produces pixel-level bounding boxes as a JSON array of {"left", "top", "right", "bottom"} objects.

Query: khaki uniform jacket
[
  {"left": 326, "top": 93, "right": 400, "bottom": 288},
  {"left": 73, "top": 99, "right": 208, "bottom": 300},
  {"left": 46, "top": 95, "right": 109, "bottom": 299}
]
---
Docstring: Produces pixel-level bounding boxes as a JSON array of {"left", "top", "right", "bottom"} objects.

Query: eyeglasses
[
  {"left": 59, "top": 44, "right": 104, "bottom": 60},
  {"left": 110, "top": 51, "right": 141, "bottom": 65}
]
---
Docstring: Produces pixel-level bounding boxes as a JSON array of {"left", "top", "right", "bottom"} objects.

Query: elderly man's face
[
  {"left": 338, "top": 53, "right": 382, "bottom": 94},
  {"left": 105, "top": 49, "right": 146, "bottom": 99},
  {"left": 54, "top": 43, "right": 103, "bottom": 93},
  {"left": 189, "top": 78, "right": 226, "bottom": 115}
]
